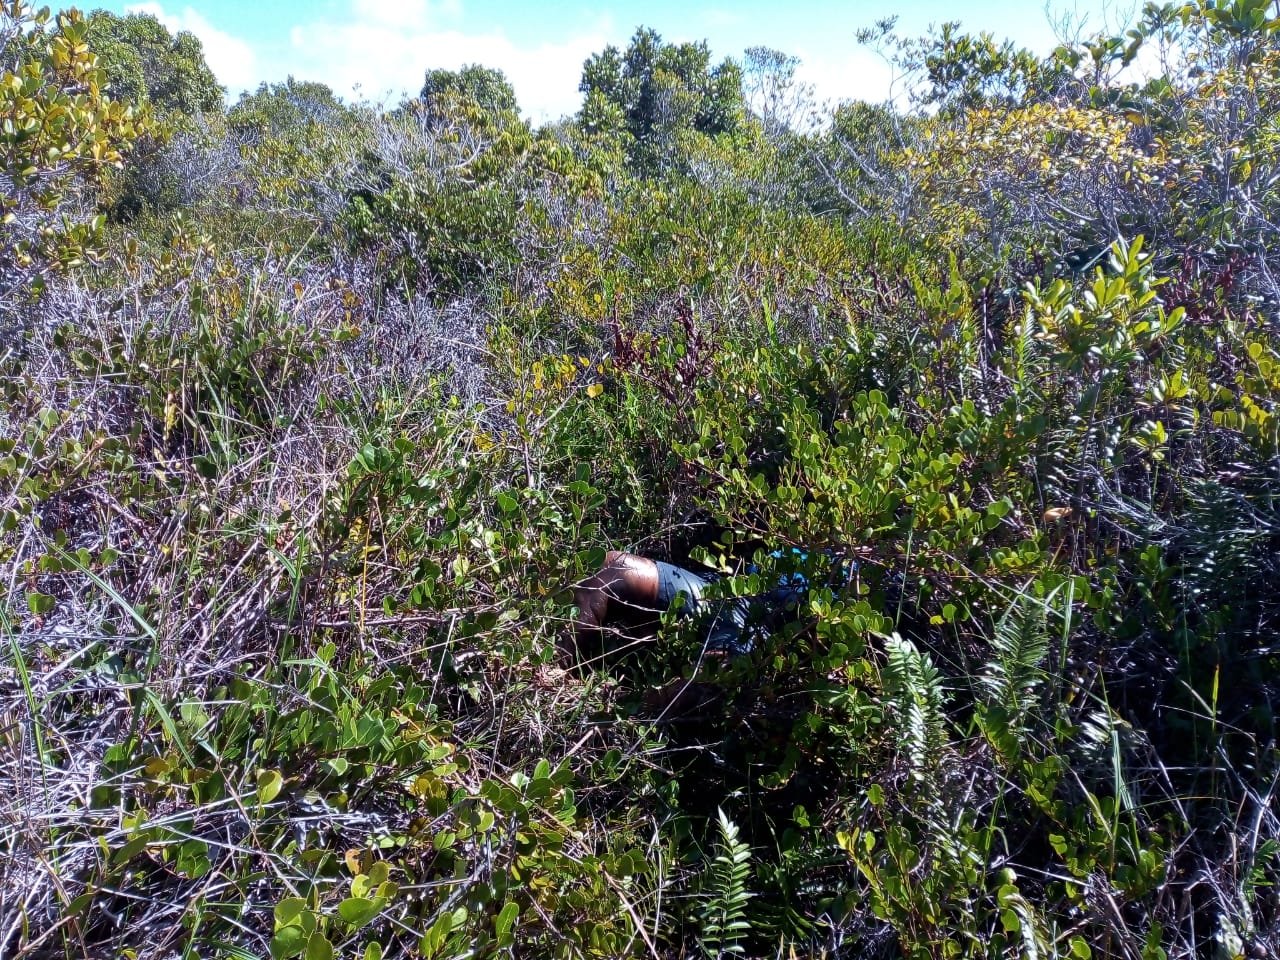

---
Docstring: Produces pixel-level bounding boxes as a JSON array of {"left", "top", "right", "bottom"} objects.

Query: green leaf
[
  {"left": 305, "top": 932, "right": 334, "bottom": 960},
  {"left": 110, "top": 833, "right": 149, "bottom": 866},
  {"left": 176, "top": 839, "right": 211, "bottom": 879},
  {"left": 257, "top": 769, "right": 284, "bottom": 805},
  {"left": 270, "top": 926, "right": 307, "bottom": 960},
  {"left": 67, "top": 891, "right": 96, "bottom": 917},
  {"left": 274, "top": 898, "right": 309, "bottom": 929},
  {"left": 418, "top": 911, "right": 456, "bottom": 957},
  {"left": 338, "top": 897, "right": 380, "bottom": 929},
  {"left": 27, "top": 592, "right": 55, "bottom": 615},
  {"left": 495, "top": 901, "right": 519, "bottom": 945}
]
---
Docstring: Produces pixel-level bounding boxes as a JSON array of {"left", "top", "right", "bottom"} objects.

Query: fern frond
[
  {"left": 699, "top": 807, "right": 755, "bottom": 958},
  {"left": 996, "top": 880, "right": 1053, "bottom": 960},
  {"left": 883, "top": 634, "right": 948, "bottom": 777},
  {"left": 981, "top": 595, "right": 1051, "bottom": 727}
]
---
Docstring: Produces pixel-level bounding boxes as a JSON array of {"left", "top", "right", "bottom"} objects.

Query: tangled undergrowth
[{"left": 3, "top": 3, "right": 1280, "bottom": 958}]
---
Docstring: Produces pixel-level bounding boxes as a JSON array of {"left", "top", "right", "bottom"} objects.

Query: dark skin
[
  {"left": 572, "top": 550, "right": 661, "bottom": 632},
  {"left": 568, "top": 551, "right": 724, "bottom": 717}
]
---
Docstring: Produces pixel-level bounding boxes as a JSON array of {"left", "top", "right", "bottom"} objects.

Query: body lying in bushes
[{"left": 566, "top": 548, "right": 874, "bottom": 710}]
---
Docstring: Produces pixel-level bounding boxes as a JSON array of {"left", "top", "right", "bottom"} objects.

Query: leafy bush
[{"left": 0, "top": 3, "right": 150, "bottom": 303}]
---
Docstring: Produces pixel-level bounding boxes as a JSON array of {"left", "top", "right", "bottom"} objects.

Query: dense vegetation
[{"left": 2, "top": 2, "right": 1279, "bottom": 957}]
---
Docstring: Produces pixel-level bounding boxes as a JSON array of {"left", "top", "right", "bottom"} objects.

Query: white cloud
[
  {"left": 128, "top": 0, "right": 607, "bottom": 120},
  {"left": 795, "top": 46, "right": 899, "bottom": 110},
  {"left": 283, "top": 7, "right": 609, "bottom": 121},
  {"left": 125, "top": 3, "right": 258, "bottom": 96},
  {"left": 348, "top": 0, "right": 461, "bottom": 31},
  {"left": 115, "top": 2, "right": 892, "bottom": 123}
]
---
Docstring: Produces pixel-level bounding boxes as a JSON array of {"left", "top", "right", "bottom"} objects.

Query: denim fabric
[
  {"left": 654, "top": 561, "right": 753, "bottom": 655},
  {"left": 654, "top": 552, "right": 855, "bottom": 657}
]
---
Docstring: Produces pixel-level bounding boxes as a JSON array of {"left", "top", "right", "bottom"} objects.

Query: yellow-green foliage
[
  {"left": 0, "top": 3, "right": 151, "bottom": 281},
  {"left": 903, "top": 102, "right": 1165, "bottom": 251}
]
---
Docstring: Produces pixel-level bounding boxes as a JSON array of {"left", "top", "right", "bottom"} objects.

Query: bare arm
[{"left": 573, "top": 551, "right": 662, "bottom": 630}]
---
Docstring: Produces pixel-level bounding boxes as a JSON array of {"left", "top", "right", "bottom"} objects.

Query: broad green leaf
[
  {"left": 269, "top": 926, "right": 307, "bottom": 960},
  {"left": 257, "top": 769, "right": 284, "bottom": 805},
  {"left": 338, "top": 897, "right": 380, "bottom": 929}
]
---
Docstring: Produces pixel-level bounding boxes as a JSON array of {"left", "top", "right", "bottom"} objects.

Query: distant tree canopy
[
  {"left": 0, "top": 5, "right": 151, "bottom": 291},
  {"left": 84, "top": 10, "right": 223, "bottom": 115},
  {"left": 579, "top": 27, "right": 744, "bottom": 169},
  {"left": 420, "top": 64, "right": 520, "bottom": 118},
  {"left": 916, "top": 22, "right": 1051, "bottom": 114},
  {"left": 230, "top": 78, "right": 352, "bottom": 139}
]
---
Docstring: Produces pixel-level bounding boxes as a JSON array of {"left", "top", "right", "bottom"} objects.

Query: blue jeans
[{"left": 654, "top": 561, "right": 754, "bottom": 655}]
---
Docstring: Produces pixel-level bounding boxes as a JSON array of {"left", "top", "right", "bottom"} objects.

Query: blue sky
[{"left": 96, "top": 1, "right": 1140, "bottom": 121}]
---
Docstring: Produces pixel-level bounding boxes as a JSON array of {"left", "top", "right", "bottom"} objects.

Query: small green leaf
[
  {"left": 495, "top": 901, "right": 519, "bottom": 945},
  {"left": 354, "top": 716, "right": 384, "bottom": 746},
  {"left": 27, "top": 591, "right": 55, "bottom": 615},
  {"left": 305, "top": 932, "right": 334, "bottom": 960},
  {"left": 270, "top": 926, "right": 307, "bottom": 960},
  {"left": 110, "top": 834, "right": 149, "bottom": 866},
  {"left": 338, "top": 897, "right": 380, "bottom": 929},
  {"left": 257, "top": 769, "right": 284, "bottom": 806},
  {"left": 274, "top": 898, "right": 309, "bottom": 929},
  {"left": 418, "top": 911, "right": 455, "bottom": 957},
  {"left": 176, "top": 839, "right": 210, "bottom": 879},
  {"left": 67, "top": 891, "right": 96, "bottom": 917}
]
